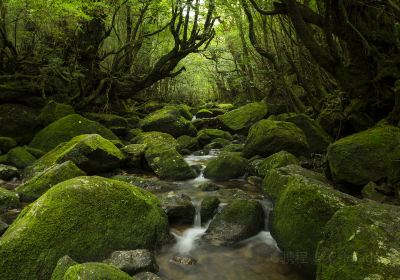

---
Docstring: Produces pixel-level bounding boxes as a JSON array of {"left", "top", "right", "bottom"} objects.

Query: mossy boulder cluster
[{"left": 0, "top": 176, "right": 168, "bottom": 280}]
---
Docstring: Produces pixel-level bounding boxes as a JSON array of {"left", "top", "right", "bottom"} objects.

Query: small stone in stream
[
  {"left": 198, "top": 182, "right": 221, "bottom": 192},
  {"left": 134, "top": 272, "right": 162, "bottom": 280},
  {"left": 170, "top": 255, "right": 197, "bottom": 266},
  {"left": 200, "top": 196, "right": 220, "bottom": 223},
  {"left": 0, "top": 219, "right": 8, "bottom": 235},
  {"left": 104, "top": 249, "right": 158, "bottom": 275},
  {"left": 161, "top": 192, "right": 195, "bottom": 224},
  {"left": 0, "top": 165, "right": 19, "bottom": 181}
]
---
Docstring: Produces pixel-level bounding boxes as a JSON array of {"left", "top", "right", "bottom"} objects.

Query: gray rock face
[
  {"left": 0, "top": 165, "right": 19, "bottom": 181},
  {"left": 161, "top": 192, "right": 195, "bottom": 224},
  {"left": 134, "top": 272, "right": 163, "bottom": 280},
  {"left": 104, "top": 249, "right": 158, "bottom": 276}
]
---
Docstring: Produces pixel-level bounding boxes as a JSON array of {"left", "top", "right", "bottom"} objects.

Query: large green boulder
[
  {"left": 327, "top": 125, "right": 400, "bottom": 187},
  {"left": 30, "top": 114, "right": 120, "bottom": 152},
  {"left": 256, "top": 151, "right": 299, "bottom": 177},
  {"left": 177, "top": 135, "right": 200, "bottom": 152},
  {"left": 0, "top": 104, "right": 39, "bottom": 144},
  {"left": 134, "top": 131, "right": 178, "bottom": 149},
  {"left": 38, "top": 101, "right": 75, "bottom": 126},
  {"left": 204, "top": 199, "right": 264, "bottom": 245},
  {"left": 6, "top": 147, "right": 36, "bottom": 169},
  {"left": 0, "top": 187, "right": 19, "bottom": 213},
  {"left": 25, "top": 134, "right": 125, "bottom": 179},
  {"left": 16, "top": 161, "right": 86, "bottom": 201},
  {"left": 276, "top": 113, "right": 333, "bottom": 154},
  {"left": 64, "top": 263, "right": 132, "bottom": 280},
  {"left": 51, "top": 255, "right": 77, "bottom": 280},
  {"left": 197, "top": 129, "right": 233, "bottom": 147},
  {"left": 140, "top": 107, "right": 196, "bottom": 137},
  {"left": 243, "top": 120, "right": 309, "bottom": 158},
  {"left": 0, "top": 176, "right": 169, "bottom": 280},
  {"left": 271, "top": 176, "right": 358, "bottom": 273},
  {"left": 217, "top": 102, "right": 268, "bottom": 133},
  {"left": 263, "top": 164, "right": 329, "bottom": 201},
  {"left": 204, "top": 152, "right": 248, "bottom": 181},
  {"left": 316, "top": 203, "right": 400, "bottom": 280}
]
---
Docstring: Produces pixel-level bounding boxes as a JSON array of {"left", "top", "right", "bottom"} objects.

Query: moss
[
  {"left": 200, "top": 196, "right": 220, "bottom": 223},
  {"left": 263, "top": 164, "right": 329, "bottom": 201},
  {"left": 84, "top": 113, "right": 129, "bottom": 128},
  {"left": 0, "top": 137, "right": 17, "bottom": 154},
  {"left": 38, "top": 101, "right": 75, "bottom": 126},
  {"left": 276, "top": 113, "right": 333, "bottom": 154},
  {"left": 177, "top": 135, "right": 200, "bottom": 152},
  {"left": 30, "top": 114, "right": 120, "bottom": 152},
  {"left": 140, "top": 107, "right": 196, "bottom": 137},
  {"left": 24, "top": 146, "right": 46, "bottom": 158},
  {"left": 256, "top": 151, "right": 299, "bottom": 177},
  {"left": 316, "top": 203, "right": 400, "bottom": 280},
  {"left": 217, "top": 102, "right": 268, "bottom": 133},
  {"left": 0, "top": 164, "right": 19, "bottom": 181},
  {"left": 327, "top": 125, "right": 400, "bottom": 186},
  {"left": 16, "top": 161, "right": 86, "bottom": 201},
  {"left": 221, "top": 143, "right": 244, "bottom": 153},
  {"left": 204, "top": 152, "right": 248, "bottom": 181},
  {"left": 216, "top": 103, "right": 235, "bottom": 110},
  {"left": 243, "top": 120, "right": 309, "bottom": 158},
  {"left": 0, "top": 176, "right": 169, "bottom": 280},
  {"left": 121, "top": 144, "right": 147, "bottom": 169},
  {"left": 0, "top": 187, "right": 19, "bottom": 213},
  {"left": 50, "top": 255, "right": 77, "bottom": 280},
  {"left": 25, "top": 134, "right": 125, "bottom": 179},
  {"left": 64, "top": 263, "right": 132, "bottom": 280},
  {"left": 6, "top": 147, "right": 36, "bottom": 169},
  {"left": 197, "top": 129, "right": 233, "bottom": 147},
  {"left": 134, "top": 132, "right": 178, "bottom": 150},
  {"left": 196, "top": 109, "right": 214, "bottom": 118},
  {"left": 0, "top": 104, "right": 39, "bottom": 144},
  {"left": 271, "top": 176, "right": 358, "bottom": 274}
]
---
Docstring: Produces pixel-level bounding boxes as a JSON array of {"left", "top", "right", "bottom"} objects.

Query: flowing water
[{"left": 155, "top": 150, "right": 309, "bottom": 280}]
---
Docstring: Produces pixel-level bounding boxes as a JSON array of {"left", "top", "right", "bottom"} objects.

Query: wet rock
[
  {"left": 197, "top": 129, "right": 233, "bottom": 147},
  {"left": 25, "top": 134, "right": 125, "bottom": 178},
  {"left": 0, "top": 137, "right": 17, "bottom": 154},
  {"left": 327, "top": 125, "right": 400, "bottom": 188},
  {"left": 134, "top": 272, "right": 163, "bottom": 280},
  {"left": 271, "top": 175, "right": 358, "bottom": 273},
  {"left": 64, "top": 263, "right": 132, "bottom": 280},
  {"left": 6, "top": 147, "right": 36, "bottom": 169},
  {"left": 217, "top": 102, "right": 268, "bottom": 133},
  {"left": 16, "top": 161, "right": 86, "bottom": 201},
  {"left": 38, "top": 101, "right": 75, "bottom": 126},
  {"left": 0, "top": 165, "right": 19, "bottom": 181},
  {"left": 204, "top": 199, "right": 264, "bottom": 246},
  {"left": 204, "top": 152, "right": 248, "bottom": 181},
  {"left": 0, "top": 187, "right": 19, "bottom": 213},
  {"left": 51, "top": 255, "right": 77, "bottom": 280},
  {"left": 170, "top": 255, "right": 197, "bottom": 266},
  {"left": 316, "top": 202, "right": 400, "bottom": 280},
  {"left": 198, "top": 182, "right": 221, "bottom": 192},
  {"left": 255, "top": 151, "right": 299, "bottom": 177},
  {"left": 0, "top": 176, "right": 169, "bottom": 280},
  {"left": 190, "top": 164, "right": 203, "bottom": 177},
  {"left": 161, "top": 192, "right": 195, "bottom": 224},
  {"left": 104, "top": 249, "right": 158, "bottom": 275},
  {"left": 200, "top": 196, "right": 220, "bottom": 223},
  {"left": 112, "top": 175, "right": 177, "bottom": 193},
  {"left": 30, "top": 114, "right": 120, "bottom": 152},
  {"left": 243, "top": 120, "right": 309, "bottom": 158}
]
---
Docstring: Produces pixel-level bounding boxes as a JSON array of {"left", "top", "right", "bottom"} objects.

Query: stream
[{"left": 155, "top": 150, "right": 308, "bottom": 280}]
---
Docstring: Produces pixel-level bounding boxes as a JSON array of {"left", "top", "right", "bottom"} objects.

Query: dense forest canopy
[{"left": 0, "top": 0, "right": 399, "bottom": 124}]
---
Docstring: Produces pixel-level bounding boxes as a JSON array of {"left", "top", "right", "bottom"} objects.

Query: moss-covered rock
[
  {"left": 204, "top": 152, "right": 248, "bottom": 181},
  {"left": 0, "top": 164, "right": 19, "bottom": 181},
  {"left": 263, "top": 164, "right": 329, "bottom": 201},
  {"left": 51, "top": 255, "right": 77, "bottom": 280},
  {"left": 204, "top": 199, "right": 264, "bottom": 245},
  {"left": 271, "top": 176, "right": 358, "bottom": 273},
  {"left": 38, "top": 101, "right": 75, "bottom": 126},
  {"left": 256, "top": 151, "right": 299, "bottom": 177},
  {"left": 196, "top": 109, "right": 214, "bottom": 118},
  {"left": 0, "top": 137, "right": 17, "bottom": 154},
  {"left": 0, "top": 187, "right": 19, "bottom": 213},
  {"left": 25, "top": 134, "right": 125, "bottom": 179},
  {"left": 0, "top": 176, "right": 169, "bottom": 280},
  {"left": 276, "top": 113, "right": 333, "bottom": 154},
  {"left": 30, "top": 114, "right": 120, "bottom": 152},
  {"left": 16, "top": 161, "right": 86, "bottom": 201},
  {"left": 6, "top": 147, "right": 36, "bottom": 169},
  {"left": 84, "top": 112, "right": 129, "bottom": 128},
  {"left": 134, "top": 132, "right": 178, "bottom": 149},
  {"left": 121, "top": 144, "right": 147, "bottom": 169},
  {"left": 64, "top": 263, "right": 132, "bottom": 280},
  {"left": 327, "top": 125, "right": 400, "bottom": 187},
  {"left": 140, "top": 107, "right": 196, "bottom": 137},
  {"left": 103, "top": 249, "right": 158, "bottom": 275},
  {"left": 316, "top": 203, "right": 400, "bottom": 280},
  {"left": 177, "top": 135, "right": 200, "bottom": 152},
  {"left": 221, "top": 143, "right": 244, "bottom": 153},
  {"left": 0, "top": 104, "right": 39, "bottom": 144},
  {"left": 200, "top": 196, "right": 220, "bottom": 223},
  {"left": 160, "top": 192, "right": 195, "bottom": 224},
  {"left": 197, "top": 129, "right": 233, "bottom": 147},
  {"left": 243, "top": 120, "right": 309, "bottom": 158},
  {"left": 111, "top": 175, "right": 176, "bottom": 193},
  {"left": 217, "top": 102, "right": 268, "bottom": 133}
]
